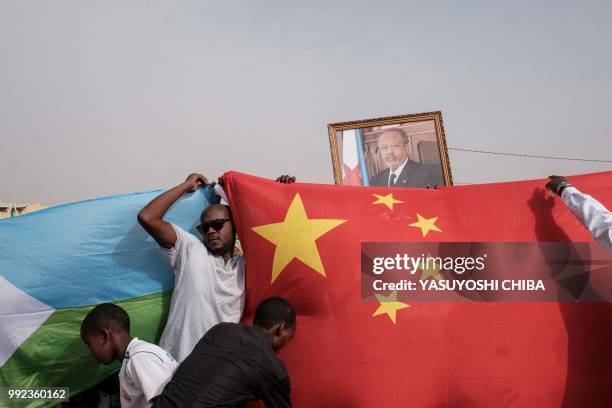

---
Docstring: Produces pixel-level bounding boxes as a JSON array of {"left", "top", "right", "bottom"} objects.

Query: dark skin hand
[
  {"left": 276, "top": 175, "right": 296, "bottom": 184},
  {"left": 545, "top": 175, "right": 569, "bottom": 196},
  {"left": 217, "top": 174, "right": 296, "bottom": 187},
  {"left": 139, "top": 173, "right": 296, "bottom": 250},
  {"left": 137, "top": 173, "right": 210, "bottom": 249}
]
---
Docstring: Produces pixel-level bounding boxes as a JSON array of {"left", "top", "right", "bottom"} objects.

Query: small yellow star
[
  {"left": 372, "top": 193, "right": 404, "bottom": 210},
  {"left": 409, "top": 213, "right": 442, "bottom": 237},
  {"left": 419, "top": 253, "right": 443, "bottom": 281},
  {"left": 372, "top": 291, "right": 410, "bottom": 324},
  {"left": 252, "top": 193, "right": 347, "bottom": 283}
]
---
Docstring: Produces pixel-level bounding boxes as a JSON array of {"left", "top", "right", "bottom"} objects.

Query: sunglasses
[{"left": 197, "top": 219, "right": 231, "bottom": 234}]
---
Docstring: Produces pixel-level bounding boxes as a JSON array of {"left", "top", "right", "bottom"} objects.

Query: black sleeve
[{"left": 261, "top": 377, "right": 291, "bottom": 408}]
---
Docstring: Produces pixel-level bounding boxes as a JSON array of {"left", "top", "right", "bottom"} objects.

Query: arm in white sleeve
[{"left": 561, "top": 186, "right": 612, "bottom": 252}]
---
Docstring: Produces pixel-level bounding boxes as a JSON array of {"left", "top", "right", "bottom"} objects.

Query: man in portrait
[{"left": 369, "top": 127, "right": 444, "bottom": 188}]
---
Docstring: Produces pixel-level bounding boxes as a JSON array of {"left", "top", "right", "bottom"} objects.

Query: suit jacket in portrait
[{"left": 369, "top": 159, "right": 444, "bottom": 188}]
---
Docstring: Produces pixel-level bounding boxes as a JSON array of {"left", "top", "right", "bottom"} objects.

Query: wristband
[{"left": 557, "top": 181, "right": 572, "bottom": 196}]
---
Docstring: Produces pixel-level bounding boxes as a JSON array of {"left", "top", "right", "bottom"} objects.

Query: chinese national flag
[{"left": 223, "top": 170, "right": 612, "bottom": 407}]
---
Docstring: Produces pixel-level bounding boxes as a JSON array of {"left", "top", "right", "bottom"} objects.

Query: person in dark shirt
[{"left": 155, "top": 297, "right": 296, "bottom": 408}]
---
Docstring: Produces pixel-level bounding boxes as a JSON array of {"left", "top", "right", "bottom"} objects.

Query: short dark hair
[
  {"left": 383, "top": 127, "right": 409, "bottom": 144},
  {"left": 253, "top": 297, "right": 296, "bottom": 329},
  {"left": 375, "top": 128, "right": 410, "bottom": 154},
  {"left": 81, "top": 303, "right": 130, "bottom": 336}
]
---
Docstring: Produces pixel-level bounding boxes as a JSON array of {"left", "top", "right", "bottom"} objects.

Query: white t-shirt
[
  {"left": 119, "top": 338, "right": 178, "bottom": 408},
  {"left": 159, "top": 223, "right": 245, "bottom": 362}
]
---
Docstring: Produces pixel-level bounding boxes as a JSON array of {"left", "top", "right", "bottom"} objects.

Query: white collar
[
  {"left": 124, "top": 337, "right": 139, "bottom": 361},
  {"left": 389, "top": 158, "right": 409, "bottom": 183}
]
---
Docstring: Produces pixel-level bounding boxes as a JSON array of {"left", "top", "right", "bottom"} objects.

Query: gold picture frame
[{"left": 328, "top": 111, "right": 453, "bottom": 187}]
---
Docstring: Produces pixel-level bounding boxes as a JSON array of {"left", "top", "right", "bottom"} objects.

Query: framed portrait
[{"left": 328, "top": 111, "right": 453, "bottom": 188}]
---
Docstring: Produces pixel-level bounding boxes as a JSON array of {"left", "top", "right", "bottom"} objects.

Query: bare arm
[{"left": 137, "top": 173, "right": 209, "bottom": 249}]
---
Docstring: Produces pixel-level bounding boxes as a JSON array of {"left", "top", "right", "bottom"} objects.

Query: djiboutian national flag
[
  {"left": 223, "top": 170, "right": 612, "bottom": 407},
  {"left": 342, "top": 129, "right": 364, "bottom": 186},
  {"left": 0, "top": 189, "right": 217, "bottom": 408}
]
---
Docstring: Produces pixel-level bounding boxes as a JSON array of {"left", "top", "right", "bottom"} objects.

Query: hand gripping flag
[
  {"left": 0, "top": 188, "right": 218, "bottom": 408},
  {"left": 223, "top": 171, "right": 612, "bottom": 407}
]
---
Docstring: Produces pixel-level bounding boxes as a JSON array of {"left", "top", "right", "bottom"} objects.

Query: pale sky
[{"left": 1, "top": 1, "right": 611, "bottom": 205}]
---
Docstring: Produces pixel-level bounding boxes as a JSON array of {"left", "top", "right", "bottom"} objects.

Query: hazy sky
[{"left": 1, "top": 1, "right": 611, "bottom": 205}]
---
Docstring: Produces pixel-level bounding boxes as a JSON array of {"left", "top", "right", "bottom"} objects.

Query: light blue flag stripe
[
  {"left": 355, "top": 129, "right": 370, "bottom": 186},
  {"left": 0, "top": 187, "right": 218, "bottom": 309}
]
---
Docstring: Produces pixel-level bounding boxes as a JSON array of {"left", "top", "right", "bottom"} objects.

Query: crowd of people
[{"left": 79, "top": 172, "right": 610, "bottom": 408}]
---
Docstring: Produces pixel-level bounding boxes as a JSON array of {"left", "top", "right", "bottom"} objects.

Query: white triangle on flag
[
  {"left": 0, "top": 275, "right": 55, "bottom": 366},
  {"left": 342, "top": 129, "right": 360, "bottom": 171}
]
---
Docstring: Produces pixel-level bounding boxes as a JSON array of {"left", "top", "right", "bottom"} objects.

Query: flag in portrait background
[{"left": 341, "top": 129, "right": 369, "bottom": 186}]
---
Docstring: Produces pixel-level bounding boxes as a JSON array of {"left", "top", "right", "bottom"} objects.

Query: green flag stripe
[{"left": 0, "top": 291, "right": 171, "bottom": 408}]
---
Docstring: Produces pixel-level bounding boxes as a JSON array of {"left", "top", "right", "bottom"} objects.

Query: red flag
[{"left": 224, "top": 171, "right": 612, "bottom": 407}]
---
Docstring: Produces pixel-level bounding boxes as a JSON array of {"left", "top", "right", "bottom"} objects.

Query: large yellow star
[
  {"left": 372, "top": 291, "right": 410, "bottom": 324},
  {"left": 409, "top": 213, "right": 442, "bottom": 237},
  {"left": 419, "top": 253, "right": 443, "bottom": 281},
  {"left": 252, "top": 193, "right": 347, "bottom": 283},
  {"left": 372, "top": 193, "right": 404, "bottom": 210}
]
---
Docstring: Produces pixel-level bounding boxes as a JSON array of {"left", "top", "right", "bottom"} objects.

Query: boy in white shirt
[{"left": 81, "top": 303, "right": 178, "bottom": 408}]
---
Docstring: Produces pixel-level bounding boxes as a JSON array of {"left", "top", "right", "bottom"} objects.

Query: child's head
[{"left": 81, "top": 303, "right": 130, "bottom": 365}]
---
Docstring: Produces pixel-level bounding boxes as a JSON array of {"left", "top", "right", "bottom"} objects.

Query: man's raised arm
[
  {"left": 137, "top": 173, "right": 209, "bottom": 249},
  {"left": 546, "top": 175, "right": 612, "bottom": 252}
]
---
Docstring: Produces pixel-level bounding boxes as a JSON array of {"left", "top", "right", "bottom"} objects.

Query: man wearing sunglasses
[{"left": 137, "top": 173, "right": 296, "bottom": 363}]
